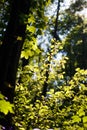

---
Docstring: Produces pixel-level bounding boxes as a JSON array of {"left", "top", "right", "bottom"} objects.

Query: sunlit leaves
[
  {"left": 77, "top": 108, "right": 85, "bottom": 117},
  {"left": 14, "top": 0, "right": 87, "bottom": 129},
  {"left": 21, "top": 50, "right": 34, "bottom": 59},
  {"left": 27, "top": 25, "right": 36, "bottom": 33},
  {"left": 0, "top": 93, "right": 14, "bottom": 115},
  {"left": 28, "top": 15, "right": 35, "bottom": 24},
  {"left": 21, "top": 38, "right": 41, "bottom": 59},
  {"left": 16, "top": 52, "right": 87, "bottom": 129},
  {"left": 0, "top": 100, "right": 14, "bottom": 115},
  {"left": 72, "top": 115, "right": 81, "bottom": 123},
  {"left": 83, "top": 116, "right": 87, "bottom": 123}
]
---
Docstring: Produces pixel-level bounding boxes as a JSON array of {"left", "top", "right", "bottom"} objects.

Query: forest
[{"left": 0, "top": 0, "right": 87, "bottom": 129}]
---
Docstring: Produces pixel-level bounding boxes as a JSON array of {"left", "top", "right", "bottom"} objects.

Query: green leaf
[
  {"left": 21, "top": 51, "right": 29, "bottom": 59},
  {"left": 27, "top": 25, "right": 36, "bottom": 33},
  {"left": 77, "top": 108, "right": 85, "bottom": 117},
  {"left": 84, "top": 123, "right": 87, "bottom": 128},
  {"left": 83, "top": 116, "right": 87, "bottom": 123},
  {"left": 28, "top": 15, "right": 35, "bottom": 23},
  {"left": 47, "top": 89, "right": 54, "bottom": 95},
  {"left": 72, "top": 115, "right": 81, "bottom": 123},
  {"left": 0, "top": 100, "right": 14, "bottom": 115},
  {"left": 21, "top": 50, "right": 34, "bottom": 59}
]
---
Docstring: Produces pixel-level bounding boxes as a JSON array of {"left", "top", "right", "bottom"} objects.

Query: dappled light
[{"left": 0, "top": 0, "right": 87, "bottom": 129}]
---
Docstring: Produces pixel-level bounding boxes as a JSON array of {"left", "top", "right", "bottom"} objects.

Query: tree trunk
[{"left": 0, "top": 0, "right": 31, "bottom": 129}]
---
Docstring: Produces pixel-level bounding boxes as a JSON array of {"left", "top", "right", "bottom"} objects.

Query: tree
[
  {"left": 0, "top": 0, "right": 31, "bottom": 128},
  {"left": 0, "top": 0, "right": 51, "bottom": 129},
  {"left": 0, "top": 0, "right": 87, "bottom": 129},
  {"left": 57, "top": 0, "right": 87, "bottom": 77},
  {"left": 13, "top": 0, "right": 87, "bottom": 129}
]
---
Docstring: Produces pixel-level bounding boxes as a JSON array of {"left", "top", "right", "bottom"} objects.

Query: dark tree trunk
[{"left": 0, "top": 0, "right": 31, "bottom": 129}]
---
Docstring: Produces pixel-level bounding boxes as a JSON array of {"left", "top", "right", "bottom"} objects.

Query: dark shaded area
[{"left": 0, "top": 0, "right": 31, "bottom": 129}]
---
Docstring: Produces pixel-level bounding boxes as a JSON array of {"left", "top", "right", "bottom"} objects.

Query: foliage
[
  {"left": 13, "top": 0, "right": 87, "bottom": 129},
  {"left": 0, "top": 0, "right": 87, "bottom": 129},
  {"left": 14, "top": 67, "right": 87, "bottom": 129},
  {"left": 0, "top": 93, "right": 14, "bottom": 115},
  {"left": 57, "top": 0, "right": 87, "bottom": 77},
  {"left": 14, "top": 34, "right": 87, "bottom": 130}
]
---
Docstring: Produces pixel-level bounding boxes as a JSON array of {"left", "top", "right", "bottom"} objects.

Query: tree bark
[{"left": 0, "top": 0, "right": 31, "bottom": 129}]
